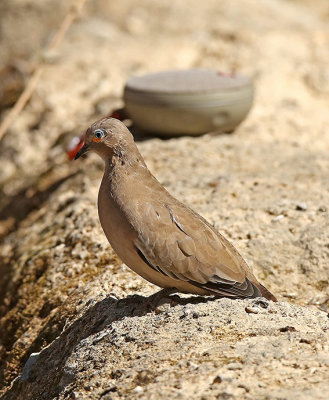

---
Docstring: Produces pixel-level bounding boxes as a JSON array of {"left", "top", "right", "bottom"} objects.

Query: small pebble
[
  {"left": 252, "top": 299, "right": 269, "bottom": 308},
  {"left": 21, "top": 352, "right": 40, "bottom": 381},
  {"left": 272, "top": 214, "right": 284, "bottom": 222},
  {"left": 279, "top": 326, "right": 297, "bottom": 332},
  {"left": 134, "top": 386, "right": 143, "bottom": 394},
  {"left": 212, "top": 375, "right": 222, "bottom": 384},
  {"left": 299, "top": 338, "right": 312, "bottom": 344},
  {"left": 296, "top": 202, "right": 307, "bottom": 211},
  {"left": 282, "top": 292, "right": 297, "bottom": 299},
  {"left": 245, "top": 306, "right": 259, "bottom": 314},
  {"left": 187, "top": 361, "right": 199, "bottom": 370}
]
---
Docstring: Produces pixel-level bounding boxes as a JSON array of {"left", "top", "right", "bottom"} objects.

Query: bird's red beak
[{"left": 74, "top": 143, "right": 89, "bottom": 160}]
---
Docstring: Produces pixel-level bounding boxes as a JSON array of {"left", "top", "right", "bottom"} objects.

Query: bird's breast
[{"left": 98, "top": 178, "right": 136, "bottom": 257}]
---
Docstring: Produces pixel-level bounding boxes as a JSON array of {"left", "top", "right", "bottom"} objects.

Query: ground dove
[{"left": 75, "top": 117, "right": 277, "bottom": 301}]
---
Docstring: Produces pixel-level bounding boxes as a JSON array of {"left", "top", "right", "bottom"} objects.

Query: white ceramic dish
[{"left": 123, "top": 69, "right": 254, "bottom": 136}]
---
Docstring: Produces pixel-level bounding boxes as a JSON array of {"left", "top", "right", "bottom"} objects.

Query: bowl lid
[{"left": 125, "top": 69, "right": 252, "bottom": 95}]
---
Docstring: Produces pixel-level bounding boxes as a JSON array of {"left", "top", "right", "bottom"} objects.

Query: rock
[
  {"left": 279, "top": 326, "right": 297, "bottom": 333},
  {"left": 133, "top": 386, "right": 143, "bottom": 394},
  {"left": 2, "top": 299, "right": 329, "bottom": 400},
  {"left": 296, "top": 203, "right": 307, "bottom": 211},
  {"left": 245, "top": 306, "right": 259, "bottom": 314},
  {"left": 272, "top": 214, "right": 284, "bottom": 222},
  {"left": 20, "top": 353, "right": 40, "bottom": 382}
]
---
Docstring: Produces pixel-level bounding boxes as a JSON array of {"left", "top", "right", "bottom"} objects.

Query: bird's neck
[
  {"left": 104, "top": 143, "right": 145, "bottom": 168},
  {"left": 102, "top": 148, "right": 149, "bottom": 195},
  {"left": 99, "top": 148, "right": 170, "bottom": 225}
]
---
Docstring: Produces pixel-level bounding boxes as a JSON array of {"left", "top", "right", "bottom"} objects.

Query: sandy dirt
[{"left": 0, "top": 0, "right": 329, "bottom": 399}]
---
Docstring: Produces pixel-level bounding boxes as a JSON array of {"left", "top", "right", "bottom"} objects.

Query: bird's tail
[{"left": 254, "top": 282, "right": 278, "bottom": 302}]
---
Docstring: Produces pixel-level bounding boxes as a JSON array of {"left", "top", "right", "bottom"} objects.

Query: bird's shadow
[{"left": 4, "top": 291, "right": 214, "bottom": 399}]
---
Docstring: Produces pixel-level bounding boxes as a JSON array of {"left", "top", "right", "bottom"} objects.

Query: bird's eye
[{"left": 93, "top": 129, "right": 105, "bottom": 142}]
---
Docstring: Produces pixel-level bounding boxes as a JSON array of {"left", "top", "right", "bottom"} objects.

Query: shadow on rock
[
  {"left": 2, "top": 291, "right": 211, "bottom": 400},
  {"left": 0, "top": 171, "right": 80, "bottom": 241}
]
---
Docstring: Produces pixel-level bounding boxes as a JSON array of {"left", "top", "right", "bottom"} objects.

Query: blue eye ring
[{"left": 94, "top": 129, "right": 105, "bottom": 140}]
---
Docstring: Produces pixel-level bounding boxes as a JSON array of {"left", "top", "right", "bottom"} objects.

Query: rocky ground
[{"left": 0, "top": 0, "right": 328, "bottom": 399}]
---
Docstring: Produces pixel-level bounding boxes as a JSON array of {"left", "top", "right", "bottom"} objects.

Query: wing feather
[{"left": 134, "top": 201, "right": 259, "bottom": 298}]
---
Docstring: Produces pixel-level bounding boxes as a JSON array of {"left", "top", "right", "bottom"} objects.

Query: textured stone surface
[
  {"left": 3, "top": 298, "right": 329, "bottom": 400},
  {"left": 0, "top": 0, "right": 329, "bottom": 399}
]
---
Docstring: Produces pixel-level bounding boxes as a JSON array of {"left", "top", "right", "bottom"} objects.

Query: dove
[{"left": 75, "top": 117, "right": 277, "bottom": 301}]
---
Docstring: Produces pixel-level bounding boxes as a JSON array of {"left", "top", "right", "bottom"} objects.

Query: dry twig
[{"left": 0, "top": 0, "right": 87, "bottom": 142}]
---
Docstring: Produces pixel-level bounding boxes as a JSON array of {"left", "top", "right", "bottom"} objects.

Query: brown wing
[{"left": 134, "top": 201, "right": 262, "bottom": 298}]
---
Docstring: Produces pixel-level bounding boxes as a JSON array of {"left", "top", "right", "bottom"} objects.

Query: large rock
[{"left": 3, "top": 298, "right": 329, "bottom": 400}]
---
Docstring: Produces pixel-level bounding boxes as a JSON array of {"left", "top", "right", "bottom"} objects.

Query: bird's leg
[
  {"left": 116, "top": 293, "right": 145, "bottom": 308},
  {"left": 116, "top": 288, "right": 178, "bottom": 310},
  {"left": 146, "top": 287, "right": 178, "bottom": 309}
]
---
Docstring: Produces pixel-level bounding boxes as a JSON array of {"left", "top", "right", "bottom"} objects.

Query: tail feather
[{"left": 254, "top": 282, "right": 277, "bottom": 302}]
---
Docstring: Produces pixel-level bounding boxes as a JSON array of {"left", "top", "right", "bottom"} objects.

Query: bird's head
[{"left": 75, "top": 117, "right": 135, "bottom": 161}]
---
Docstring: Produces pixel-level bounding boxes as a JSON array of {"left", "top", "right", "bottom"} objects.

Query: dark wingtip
[{"left": 255, "top": 283, "right": 278, "bottom": 302}]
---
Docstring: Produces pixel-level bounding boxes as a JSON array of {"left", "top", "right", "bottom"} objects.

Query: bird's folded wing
[{"left": 134, "top": 202, "right": 261, "bottom": 298}]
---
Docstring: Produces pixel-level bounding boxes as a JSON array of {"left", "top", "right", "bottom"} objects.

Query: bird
[{"left": 75, "top": 117, "right": 277, "bottom": 302}]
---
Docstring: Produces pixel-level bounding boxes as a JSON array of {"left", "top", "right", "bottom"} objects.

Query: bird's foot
[
  {"left": 116, "top": 294, "right": 144, "bottom": 308},
  {"left": 146, "top": 287, "right": 178, "bottom": 310},
  {"left": 115, "top": 288, "right": 179, "bottom": 311}
]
